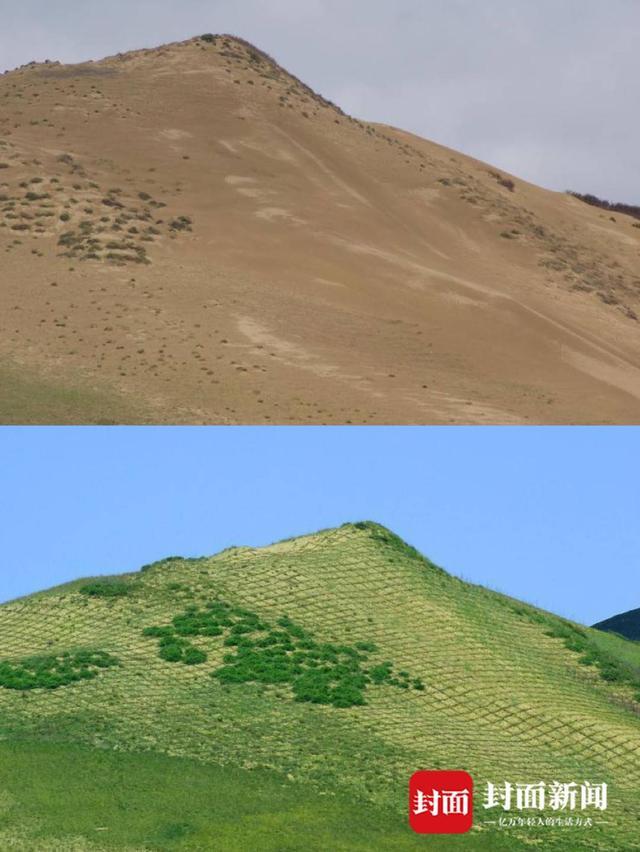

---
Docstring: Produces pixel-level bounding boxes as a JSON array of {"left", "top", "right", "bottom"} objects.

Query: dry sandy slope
[{"left": 1, "top": 34, "right": 640, "bottom": 423}]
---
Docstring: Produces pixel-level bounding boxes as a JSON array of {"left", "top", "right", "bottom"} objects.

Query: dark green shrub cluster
[
  {"left": 153, "top": 633, "right": 206, "bottom": 665},
  {"left": 213, "top": 612, "right": 423, "bottom": 707},
  {"left": 166, "top": 581, "right": 188, "bottom": 592},
  {"left": 142, "top": 601, "right": 265, "bottom": 666},
  {"left": 0, "top": 650, "right": 118, "bottom": 690},
  {"left": 144, "top": 600, "right": 425, "bottom": 708},
  {"left": 79, "top": 579, "right": 132, "bottom": 598},
  {"left": 200, "top": 34, "right": 217, "bottom": 43}
]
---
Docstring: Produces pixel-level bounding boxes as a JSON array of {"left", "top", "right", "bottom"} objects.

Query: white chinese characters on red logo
[{"left": 409, "top": 770, "right": 473, "bottom": 834}]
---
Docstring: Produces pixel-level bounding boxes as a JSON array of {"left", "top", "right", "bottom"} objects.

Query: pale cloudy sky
[{"left": 1, "top": 0, "right": 638, "bottom": 201}]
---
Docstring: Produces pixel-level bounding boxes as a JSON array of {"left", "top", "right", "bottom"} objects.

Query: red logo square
[{"left": 409, "top": 770, "right": 473, "bottom": 834}]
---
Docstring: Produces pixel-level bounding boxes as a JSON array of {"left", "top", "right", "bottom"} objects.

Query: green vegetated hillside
[{"left": 0, "top": 523, "right": 639, "bottom": 851}]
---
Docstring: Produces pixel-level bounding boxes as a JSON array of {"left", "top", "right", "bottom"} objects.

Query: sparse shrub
[
  {"left": 568, "top": 191, "right": 640, "bottom": 221},
  {"left": 102, "top": 196, "right": 124, "bottom": 209},
  {"left": 488, "top": 170, "right": 515, "bottom": 192},
  {"left": 598, "top": 291, "right": 619, "bottom": 306},
  {"left": 105, "top": 240, "right": 135, "bottom": 251},
  {"left": 169, "top": 215, "right": 193, "bottom": 232},
  {"left": 58, "top": 231, "right": 77, "bottom": 246},
  {"left": 200, "top": 34, "right": 216, "bottom": 43}
]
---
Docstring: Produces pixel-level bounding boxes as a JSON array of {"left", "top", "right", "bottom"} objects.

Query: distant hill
[
  {"left": 593, "top": 606, "right": 640, "bottom": 641},
  {"left": 2, "top": 34, "right": 640, "bottom": 424},
  {"left": 1, "top": 521, "right": 639, "bottom": 849}
]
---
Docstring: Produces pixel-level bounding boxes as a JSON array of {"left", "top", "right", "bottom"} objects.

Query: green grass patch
[
  {"left": 0, "top": 360, "right": 150, "bottom": 425},
  {"left": 0, "top": 740, "right": 526, "bottom": 851}
]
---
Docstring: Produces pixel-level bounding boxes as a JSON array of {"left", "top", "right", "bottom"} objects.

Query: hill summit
[
  {"left": 0, "top": 521, "right": 639, "bottom": 849},
  {"left": 2, "top": 34, "right": 640, "bottom": 424}
]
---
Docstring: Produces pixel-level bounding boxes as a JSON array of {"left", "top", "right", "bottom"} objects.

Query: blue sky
[
  {"left": 0, "top": 427, "right": 637, "bottom": 625},
  {"left": 1, "top": 1, "right": 639, "bottom": 202}
]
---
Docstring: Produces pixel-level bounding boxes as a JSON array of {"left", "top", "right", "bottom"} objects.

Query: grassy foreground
[
  {"left": 0, "top": 741, "right": 529, "bottom": 851},
  {"left": 0, "top": 360, "right": 149, "bottom": 424},
  {"left": 0, "top": 522, "right": 638, "bottom": 850}
]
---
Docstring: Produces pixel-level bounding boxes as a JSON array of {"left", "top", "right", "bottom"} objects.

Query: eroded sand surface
[{"left": 1, "top": 35, "right": 639, "bottom": 423}]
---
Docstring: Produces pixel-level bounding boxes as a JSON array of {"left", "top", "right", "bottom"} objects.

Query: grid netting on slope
[{"left": 0, "top": 526, "right": 638, "bottom": 850}]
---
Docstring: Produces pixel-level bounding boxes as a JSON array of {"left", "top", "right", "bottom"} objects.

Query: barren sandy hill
[{"left": 1, "top": 34, "right": 640, "bottom": 423}]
